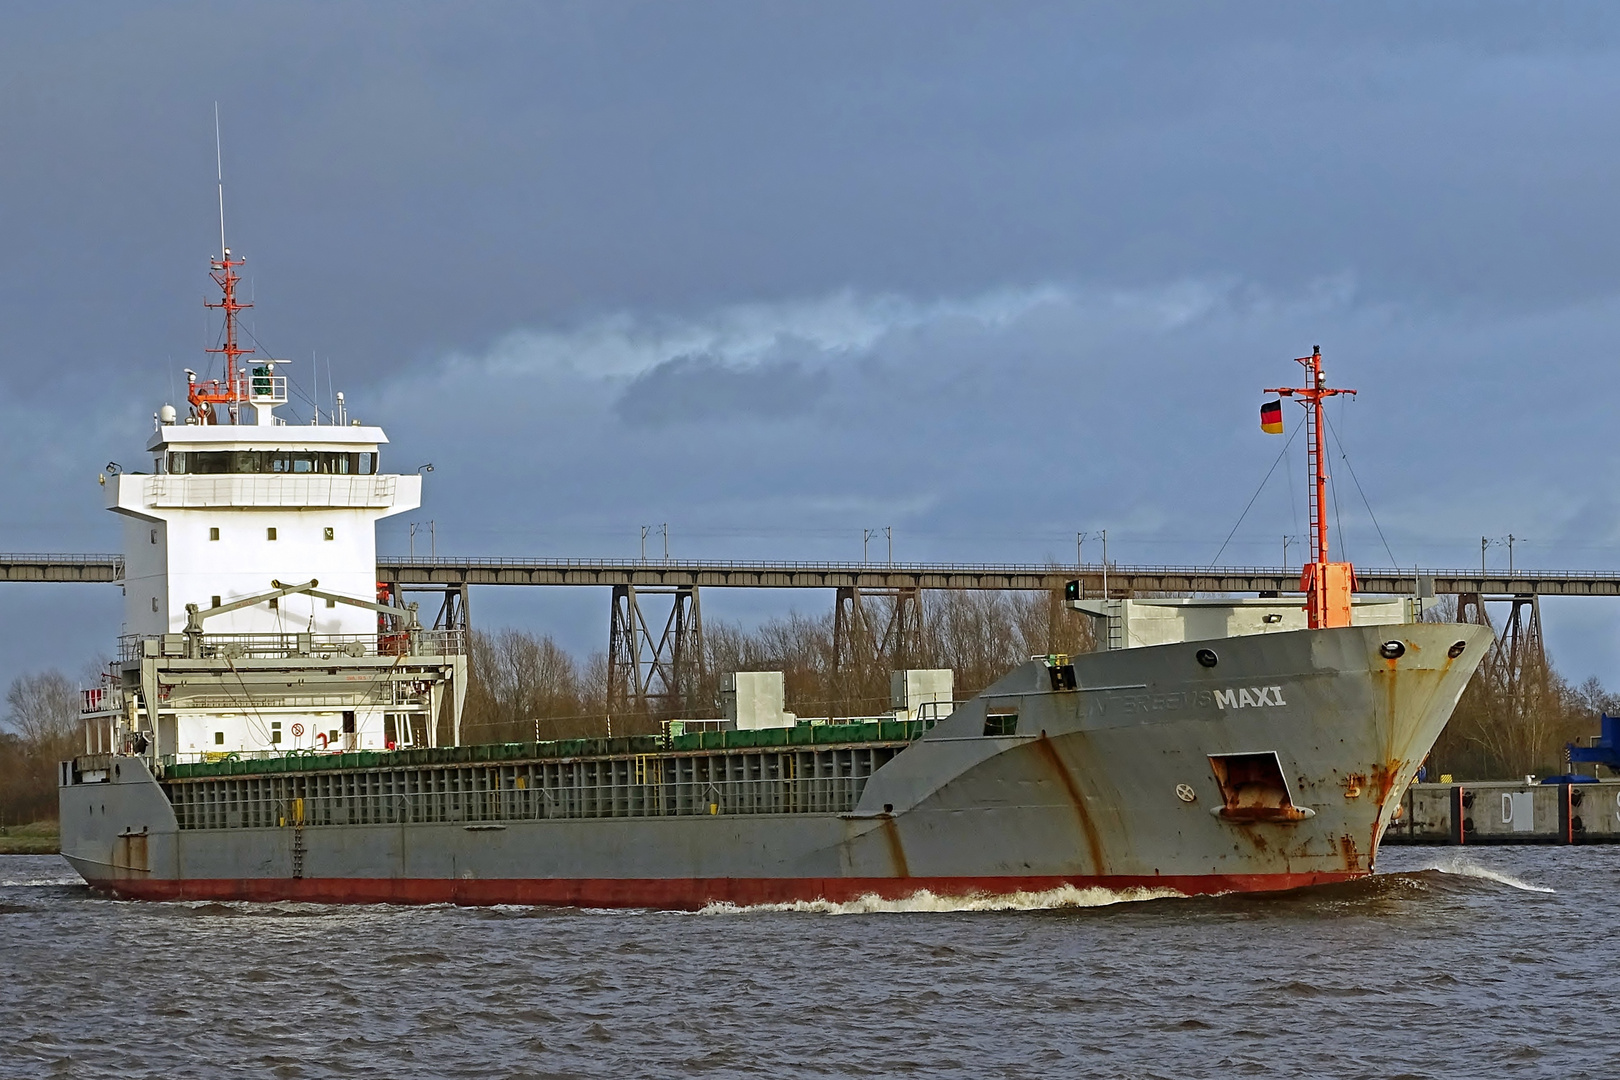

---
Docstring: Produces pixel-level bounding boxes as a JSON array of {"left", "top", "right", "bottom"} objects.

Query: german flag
[{"left": 1260, "top": 399, "right": 1284, "bottom": 434}]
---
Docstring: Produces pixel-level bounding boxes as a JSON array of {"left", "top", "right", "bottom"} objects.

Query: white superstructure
[
  {"left": 81, "top": 231, "right": 464, "bottom": 765},
  {"left": 111, "top": 424, "right": 419, "bottom": 640}
]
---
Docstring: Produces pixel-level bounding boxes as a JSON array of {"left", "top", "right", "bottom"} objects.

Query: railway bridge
[{"left": 2, "top": 551, "right": 1603, "bottom": 716}]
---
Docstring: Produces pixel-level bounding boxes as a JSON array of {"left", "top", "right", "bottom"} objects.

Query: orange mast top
[
  {"left": 187, "top": 248, "right": 254, "bottom": 424},
  {"left": 1266, "top": 346, "right": 1357, "bottom": 628}
]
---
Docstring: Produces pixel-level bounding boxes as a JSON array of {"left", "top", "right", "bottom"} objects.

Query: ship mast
[
  {"left": 187, "top": 107, "right": 254, "bottom": 424},
  {"left": 1265, "top": 346, "right": 1357, "bottom": 628}
]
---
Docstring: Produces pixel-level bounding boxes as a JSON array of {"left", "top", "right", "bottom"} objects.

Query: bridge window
[
  {"left": 209, "top": 527, "right": 219, "bottom": 541},
  {"left": 324, "top": 528, "right": 335, "bottom": 541},
  {"left": 266, "top": 527, "right": 277, "bottom": 541},
  {"left": 165, "top": 450, "right": 379, "bottom": 475}
]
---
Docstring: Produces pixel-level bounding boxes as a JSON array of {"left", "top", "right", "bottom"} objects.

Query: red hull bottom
[{"left": 90, "top": 872, "right": 1363, "bottom": 908}]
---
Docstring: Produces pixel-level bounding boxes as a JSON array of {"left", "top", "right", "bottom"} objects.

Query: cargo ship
[{"left": 58, "top": 232, "right": 1492, "bottom": 907}]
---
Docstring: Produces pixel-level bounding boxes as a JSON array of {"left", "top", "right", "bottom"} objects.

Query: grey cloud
[
  {"left": 11, "top": 3, "right": 1620, "bottom": 690},
  {"left": 613, "top": 353, "right": 832, "bottom": 426}
]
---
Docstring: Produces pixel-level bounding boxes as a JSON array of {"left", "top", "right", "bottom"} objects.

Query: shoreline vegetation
[
  {"left": 0, "top": 821, "right": 60, "bottom": 855},
  {"left": 2, "top": 590, "right": 1615, "bottom": 831}
]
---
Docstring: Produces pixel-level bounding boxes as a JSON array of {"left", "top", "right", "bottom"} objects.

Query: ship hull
[
  {"left": 71, "top": 871, "right": 1357, "bottom": 906},
  {"left": 61, "top": 622, "right": 1492, "bottom": 908}
]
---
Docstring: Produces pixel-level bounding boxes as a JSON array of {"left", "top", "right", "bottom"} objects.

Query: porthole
[
  {"left": 1448, "top": 640, "right": 1468, "bottom": 658},
  {"left": 1380, "top": 640, "right": 1406, "bottom": 660},
  {"left": 1195, "top": 648, "right": 1218, "bottom": 668}
]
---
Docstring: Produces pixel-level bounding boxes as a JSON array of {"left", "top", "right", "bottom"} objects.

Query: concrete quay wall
[{"left": 1385, "top": 780, "right": 1620, "bottom": 845}]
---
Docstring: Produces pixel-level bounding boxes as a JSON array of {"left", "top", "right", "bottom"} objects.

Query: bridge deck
[{"left": 6, "top": 553, "right": 1620, "bottom": 596}]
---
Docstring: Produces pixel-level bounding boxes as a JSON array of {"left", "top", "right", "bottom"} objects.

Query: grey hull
[{"left": 60, "top": 622, "right": 1491, "bottom": 906}]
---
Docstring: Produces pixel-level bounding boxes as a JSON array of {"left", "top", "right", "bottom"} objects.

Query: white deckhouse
[{"left": 84, "top": 244, "right": 465, "bottom": 763}]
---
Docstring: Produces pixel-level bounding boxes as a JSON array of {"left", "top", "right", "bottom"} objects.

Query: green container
[
  {"left": 701, "top": 730, "right": 726, "bottom": 750},
  {"left": 169, "top": 763, "right": 191, "bottom": 780},
  {"left": 789, "top": 725, "right": 815, "bottom": 746},
  {"left": 629, "top": 735, "right": 662, "bottom": 754},
  {"left": 880, "top": 720, "right": 907, "bottom": 741},
  {"left": 755, "top": 727, "right": 787, "bottom": 747},
  {"left": 671, "top": 733, "right": 702, "bottom": 752}
]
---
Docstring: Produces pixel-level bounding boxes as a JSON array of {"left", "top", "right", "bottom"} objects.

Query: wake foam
[
  {"left": 1399, "top": 855, "right": 1555, "bottom": 894},
  {"left": 696, "top": 884, "right": 1185, "bottom": 915}
]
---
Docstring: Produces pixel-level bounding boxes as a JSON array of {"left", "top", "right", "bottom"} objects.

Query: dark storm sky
[{"left": 5, "top": 2, "right": 1620, "bottom": 686}]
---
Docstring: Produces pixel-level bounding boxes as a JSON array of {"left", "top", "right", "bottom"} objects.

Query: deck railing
[{"left": 117, "top": 629, "right": 465, "bottom": 663}]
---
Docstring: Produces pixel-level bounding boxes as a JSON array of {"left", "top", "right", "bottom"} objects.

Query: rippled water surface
[{"left": 0, "top": 847, "right": 1607, "bottom": 1078}]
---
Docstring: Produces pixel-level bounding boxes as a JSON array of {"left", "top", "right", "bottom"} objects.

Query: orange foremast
[{"left": 1266, "top": 346, "right": 1357, "bottom": 628}]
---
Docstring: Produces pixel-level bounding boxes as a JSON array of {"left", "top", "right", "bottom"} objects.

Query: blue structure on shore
[{"left": 1565, "top": 713, "right": 1620, "bottom": 775}]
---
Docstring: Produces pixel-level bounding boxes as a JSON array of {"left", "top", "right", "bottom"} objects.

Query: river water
[{"left": 0, "top": 847, "right": 1605, "bottom": 1079}]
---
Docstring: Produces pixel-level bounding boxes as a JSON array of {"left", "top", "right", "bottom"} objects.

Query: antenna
[
  {"left": 215, "top": 102, "right": 226, "bottom": 261},
  {"left": 189, "top": 105, "right": 253, "bottom": 423}
]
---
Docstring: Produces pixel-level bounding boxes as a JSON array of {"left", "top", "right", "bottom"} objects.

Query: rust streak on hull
[
  {"left": 1033, "top": 734, "right": 1107, "bottom": 875},
  {"left": 880, "top": 816, "right": 910, "bottom": 878}
]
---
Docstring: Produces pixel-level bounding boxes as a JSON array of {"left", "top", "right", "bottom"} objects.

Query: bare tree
[
  {"left": 4, "top": 670, "right": 77, "bottom": 745},
  {"left": 2, "top": 670, "right": 81, "bottom": 826}
]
